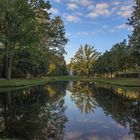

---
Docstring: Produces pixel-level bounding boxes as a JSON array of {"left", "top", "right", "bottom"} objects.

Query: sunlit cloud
[
  {"left": 76, "top": 31, "right": 95, "bottom": 36},
  {"left": 63, "top": 14, "right": 81, "bottom": 22},
  {"left": 88, "top": 3, "right": 111, "bottom": 18},
  {"left": 67, "top": 0, "right": 94, "bottom": 9},
  {"left": 74, "top": 11, "right": 83, "bottom": 16},
  {"left": 96, "top": 3, "right": 109, "bottom": 9},
  {"left": 117, "top": 5, "right": 132, "bottom": 18},
  {"left": 49, "top": 8, "right": 59, "bottom": 14},
  {"left": 54, "top": 0, "right": 61, "bottom": 3},
  {"left": 66, "top": 32, "right": 73, "bottom": 37},
  {"left": 67, "top": 3, "right": 78, "bottom": 10},
  {"left": 111, "top": 1, "right": 121, "bottom": 5},
  {"left": 65, "top": 131, "right": 82, "bottom": 139},
  {"left": 106, "top": 24, "right": 131, "bottom": 33},
  {"left": 115, "top": 24, "right": 129, "bottom": 29}
]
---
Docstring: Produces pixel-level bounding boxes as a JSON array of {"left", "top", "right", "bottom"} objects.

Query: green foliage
[
  {"left": 70, "top": 44, "right": 100, "bottom": 77},
  {"left": 0, "top": 83, "right": 68, "bottom": 139},
  {"left": 128, "top": 0, "right": 140, "bottom": 66},
  {"left": 0, "top": 0, "right": 68, "bottom": 79},
  {"left": 94, "top": 40, "right": 134, "bottom": 77}
]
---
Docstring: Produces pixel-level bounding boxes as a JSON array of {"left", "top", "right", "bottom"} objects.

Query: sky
[{"left": 49, "top": 0, "right": 134, "bottom": 64}]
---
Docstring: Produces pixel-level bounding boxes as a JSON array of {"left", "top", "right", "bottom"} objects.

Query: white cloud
[
  {"left": 67, "top": 3, "right": 78, "bottom": 10},
  {"left": 88, "top": 3, "right": 111, "bottom": 18},
  {"left": 69, "top": 0, "right": 94, "bottom": 7},
  {"left": 75, "top": 11, "right": 83, "bottom": 16},
  {"left": 115, "top": 24, "right": 128, "bottom": 29},
  {"left": 102, "top": 25, "right": 109, "bottom": 29},
  {"left": 54, "top": 0, "right": 61, "bottom": 3},
  {"left": 80, "top": 0, "right": 93, "bottom": 6},
  {"left": 49, "top": 8, "right": 59, "bottom": 14},
  {"left": 117, "top": 5, "right": 132, "bottom": 18},
  {"left": 96, "top": 3, "right": 109, "bottom": 9},
  {"left": 115, "top": 24, "right": 133, "bottom": 32},
  {"left": 106, "top": 24, "right": 132, "bottom": 33},
  {"left": 64, "top": 14, "right": 81, "bottom": 22},
  {"left": 88, "top": 10, "right": 111, "bottom": 18},
  {"left": 66, "top": 32, "right": 72, "bottom": 37},
  {"left": 118, "top": 11, "right": 132, "bottom": 18},
  {"left": 112, "top": 1, "right": 121, "bottom": 5},
  {"left": 76, "top": 31, "right": 95, "bottom": 36},
  {"left": 77, "top": 32, "right": 89, "bottom": 36}
]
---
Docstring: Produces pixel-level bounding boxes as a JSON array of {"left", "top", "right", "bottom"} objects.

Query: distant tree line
[
  {"left": 69, "top": 0, "right": 140, "bottom": 78},
  {"left": 0, "top": 0, "right": 68, "bottom": 79},
  {"left": 93, "top": 40, "right": 134, "bottom": 78}
]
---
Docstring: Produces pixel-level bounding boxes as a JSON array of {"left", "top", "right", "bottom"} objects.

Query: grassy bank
[
  {"left": 0, "top": 76, "right": 140, "bottom": 89},
  {"left": 0, "top": 76, "right": 87, "bottom": 89},
  {"left": 92, "top": 78, "right": 140, "bottom": 87},
  {"left": 0, "top": 78, "right": 52, "bottom": 88}
]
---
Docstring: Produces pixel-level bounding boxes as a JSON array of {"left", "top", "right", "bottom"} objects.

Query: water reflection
[
  {"left": 94, "top": 85, "right": 140, "bottom": 140},
  {"left": 0, "top": 81, "right": 140, "bottom": 140},
  {"left": 68, "top": 81, "right": 97, "bottom": 114},
  {"left": 67, "top": 82, "right": 140, "bottom": 140},
  {"left": 0, "top": 82, "right": 68, "bottom": 140}
]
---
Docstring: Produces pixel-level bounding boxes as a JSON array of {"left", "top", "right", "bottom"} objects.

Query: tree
[
  {"left": 71, "top": 44, "right": 100, "bottom": 78},
  {"left": 94, "top": 51, "right": 115, "bottom": 78},
  {"left": 0, "top": 0, "right": 41, "bottom": 79},
  {"left": 13, "top": 46, "right": 49, "bottom": 78},
  {"left": 70, "top": 81, "right": 97, "bottom": 114},
  {"left": 128, "top": 0, "right": 140, "bottom": 77},
  {"left": 110, "top": 40, "right": 131, "bottom": 76},
  {"left": 0, "top": 0, "right": 68, "bottom": 79},
  {"left": 94, "top": 40, "right": 134, "bottom": 78}
]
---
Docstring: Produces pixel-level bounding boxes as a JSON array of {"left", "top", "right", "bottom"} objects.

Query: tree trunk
[
  {"left": 8, "top": 92, "right": 11, "bottom": 106},
  {"left": 3, "top": 55, "right": 8, "bottom": 79},
  {"left": 87, "top": 69, "right": 90, "bottom": 78},
  {"left": 124, "top": 69, "right": 127, "bottom": 78},
  {"left": 116, "top": 71, "right": 118, "bottom": 79},
  {"left": 111, "top": 70, "right": 112, "bottom": 79},
  {"left": 4, "top": 94, "right": 8, "bottom": 135},
  {"left": 7, "top": 53, "right": 13, "bottom": 80},
  {"left": 139, "top": 71, "right": 140, "bottom": 79},
  {"left": 87, "top": 73, "right": 90, "bottom": 78},
  {"left": 2, "top": 55, "right": 6, "bottom": 78}
]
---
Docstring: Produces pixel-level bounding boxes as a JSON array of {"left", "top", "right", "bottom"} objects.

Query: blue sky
[{"left": 50, "top": 0, "right": 133, "bottom": 63}]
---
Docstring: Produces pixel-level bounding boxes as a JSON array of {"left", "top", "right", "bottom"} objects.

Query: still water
[{"left": 0, "top": 81, "right": 140, "bottom": 140}]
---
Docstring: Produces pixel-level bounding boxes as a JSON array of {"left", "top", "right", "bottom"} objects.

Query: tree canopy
[
  {"left": 70, "top": 44, "right": 100, "bottom": 78},
  {"left": 0, "top": 0, "right": 68, "bottom": 79}
]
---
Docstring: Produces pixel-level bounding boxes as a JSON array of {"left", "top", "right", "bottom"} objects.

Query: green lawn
[
  {"left": 0, "top": 78, "right": 51, "bottom": 87},
  {"left": 0, "top": 76, "right": 140, "bottom": 89},
  {"left": 0, "top": 76, "right": 86, "bottom": 88},
  {"left": 92, "top": 78, "right": 140, "bottom": 87}
]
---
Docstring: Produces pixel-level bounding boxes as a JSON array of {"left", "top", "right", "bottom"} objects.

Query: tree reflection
[
  {"left": 68, "top": 81, "right": 140, "bottom": 139},
  {"left": 68, "top": 81, "right": 97, "bottom": 114},
  {"left": 94, "top": 85, "right": 140, "bottom": 140},
  {"left": 0, "top": 82, "right": 68, "bottom": 140}
]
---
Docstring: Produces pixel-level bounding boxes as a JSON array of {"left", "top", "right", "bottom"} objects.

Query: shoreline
[{"left": 0, "top": 77, "right": 140, "bottom": 90}]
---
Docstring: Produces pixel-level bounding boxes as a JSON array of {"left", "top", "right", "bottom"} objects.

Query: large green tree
[
  {"left": 0, "top": 0, "right": 68, "bottom": 79},
  {"left": 71, "top": 44, "right": 100, "bottom": 78},
  {"left": 129, "top": 0, "right": 140, "bottom": 78},
  {"left": 110, "top": 40, "right": 132, "bottom": 75},
  {"left": 0, "top": 0, "right": 41, "bottom": 79},
  {"left": 94, "top": 40, "right": 134, "bottom": 78},
  {"left": 128, "top": 0, "right": 140, "bottom": 77}
]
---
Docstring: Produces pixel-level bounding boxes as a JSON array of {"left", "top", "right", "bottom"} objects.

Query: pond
[{"left": 0, "top": 81, "right": 140, "bottom": 140}]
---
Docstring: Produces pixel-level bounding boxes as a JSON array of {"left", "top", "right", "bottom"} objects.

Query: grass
[
  {"left": 0, "top": 78, "right": 52, "bottom": 88},
  {"left": 0, "top": 76, "right": 86, "bottom": 88},
  {"left": 92, "top": 78, "right": 140, "bottom": 87},
  {"left": 0, "top": 76, "right": 140, "bottom": 90},
  {"left": 51, "top": 76, "right": 89, "bottom": 81}
]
